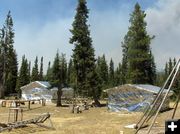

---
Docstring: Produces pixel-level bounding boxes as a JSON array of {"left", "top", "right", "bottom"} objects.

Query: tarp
[
  {"left": 22, "top": 93, "right": 52, "bottom": 101},
  {"left": 107, "top": 84, "right": 171, "bottom": 112},
  {"left": 21, "top": 87, "right": 52, "bottom": 101}
]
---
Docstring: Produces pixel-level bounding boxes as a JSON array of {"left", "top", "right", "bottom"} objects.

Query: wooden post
[
  {"left": 20, "top": 108, "right": 23, "bottom": 121},
  {"left": 1, "top": 101, "right": 6, "bottom": 107},
  {"left": 15, "top": 109, "right": 18, "bottom": 122},
  {"left": 8, "top": 109, "right": 10, "bottom": 122},
  {"left": 42, "top": 99, "right": 46, "bottom": 106},
  {"left": 28, "top": 101, "right": 30, "bottom": 110}
]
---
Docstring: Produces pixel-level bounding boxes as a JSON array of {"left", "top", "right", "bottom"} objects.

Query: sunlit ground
[{"left": 0, "top": 102, "right": 179, "bottom": 134}]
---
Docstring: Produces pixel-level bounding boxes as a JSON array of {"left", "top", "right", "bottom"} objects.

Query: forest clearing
[
  {"left": 0, "top": 102, "right": 179, "bottom": 134},
  {"left": 0, "top": 0, "right": 180, "bottom": 134}
]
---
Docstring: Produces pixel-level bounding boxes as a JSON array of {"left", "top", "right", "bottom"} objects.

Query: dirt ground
[{"left": 0, "top": 102, "right": 180, "bottom": 134}]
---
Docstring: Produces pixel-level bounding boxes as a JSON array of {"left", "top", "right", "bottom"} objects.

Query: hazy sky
[{"left": 0, "top": 0, "right": 179, "bottom": 72}]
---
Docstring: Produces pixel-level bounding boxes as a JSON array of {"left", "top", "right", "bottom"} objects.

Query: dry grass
[{"left": 0, "top": 102, "right": 180, "bottom": 134}]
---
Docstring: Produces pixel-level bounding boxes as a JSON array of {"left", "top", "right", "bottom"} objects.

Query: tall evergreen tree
[
  {"left": 6, "top": 47, "right": 18, "bottom": 94},
  {"left": 168, "top": 58, "right": 173, "bottom": 75},
  {"left": 3, "top": 11, "right": 18, "bottom": 95},
  {"left": 102, "top": 55, "right": 109, "bottom": 83},
  {"left": 109, "top": 58, "right": 115, "bottom": 86},
  {"left": 70, "top": 0, "right": 100, "bottom": 105},
  {"left": 125, "top": 3, "right": 155, "bottom": 84},
  {"left": 0, "top": 29, "right": 5, "bottom": 98},
  {"left": 51, "top": 52, "right": 62, "bottom": 107},
  {"left": 96, "top": 55, "right": 109, "bottom": 90},
  {"left": 114, "top": 63, "right": 123, "bottom": 86},
  {"left": 0, "top": 55, "right": 3, "bottom": 98},
  {"left": 31, "top": 56, "right": 39, "bottom": 81},
  {"left": 99, "top": 55, "right": 109, "bottom": 86},
  {"left": 16, "top": 55, "right": 29, "bottom": 97},
  {"left": 28, "top": 61, "right": 31, "bottom": 83},
  {"left": 164, "top": 62, "right": 168, "bottom": 79},
  {"left": 121, "top": 34, "right": 129, "bottom": 84},
  {"left": 67, "top": 58, "right": 76, "bottom": 88},
  {"left": 59, "top": 54, "right": 67, "bottom": 85},
  {"left": 155, "top": 71, "right": 165, "bottom": 87},
  {"left": 67, "top": 59, "right": 72, "bottom": 84},
  {"left": 173, "top": 58, "right": 177, "bottom": 67},
  {"left": 46, "top": 61, "right": 52, "bottom": 81},
  {"left": 39, "top": 56, "right": 44, "bottom": 80},
  {"left": 147, "top": 50, "right": 156, "bottom": 84}
]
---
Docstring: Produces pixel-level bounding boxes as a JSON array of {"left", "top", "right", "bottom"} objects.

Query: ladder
[{"left": 0, "top": 113, "right": 54, "bottom": 133}]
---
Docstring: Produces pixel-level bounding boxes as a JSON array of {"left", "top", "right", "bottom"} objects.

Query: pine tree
[
  {"left": 39, "top": 56, "right": 44, "bottom": 80},
  {"left": 100, "top": 55, "right": 109, "bottom": 87},
  {"left": 109, "top": 58, "right": 114, "bottom": 87},
  {"left": 3, "top": 11, "right": 18, "bottom": 95},
  {"left": 51, "top": 52, "right": 62, "bottom": 107},
  {"left": 50, "top": 52, "right": 68, "bottom": 107},
  {"left": 67, "top": 59, "right": 72, "bottom": 84},
  {"left": 96, "top": 55, "right": 109, "bottom": 90},
  {"left": 46, "top": 61, "right": 52, "bottom": 81},
  {"left": 114, "top": 63, "right": 123, "bottom": 86},
  {"left": 67, "top": 58, "right": 76, "bottom": 88},
  {"left": 31, "top": 56, "right": 39, "bottom": 81},
  {"left": 121, "top": 34, "right": 129, "bottom": 84},
  {"left": 70, "top": 0, "right": 101, "bottom": 105},
  {"left": 59, "top": 54, "right": 67, "bottom": 85},
  {"left": 0, "top": 29, "right": 5, "bottom": 98},
  {"left": 164, "top": 62, "right": 168, "bottom": 79},
  {"left": 16, "top": 55, "right": 29, "bottom": 97},
  {"left": 171, "top": 58, "right": 179, "bottom": 99},
  {"left": 126, "top": 3, "right": 155, "bottom": 84},
  {"left": 147, "top": 50, "right": 156, "bottom": 84},
  {"left": 155, "top": 71, "right": 165, "bottom": 87},
  {"left": 173, "top": 58, "right": 176, "bottom": 68},
  {"left": 168, "top": 58, "right": 173, "bottom": 75},
  {"left": 6, "top": 48, "right": 18, "bottom": 94},
  {"left": 28, "top": 61, "right": 31, "bottom": 83}
]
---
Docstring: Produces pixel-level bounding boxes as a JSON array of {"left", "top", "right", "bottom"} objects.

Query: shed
[
  {"left": 21, "top": 81, "right": 52, "bottom": 101},
  {"left": 106, "top": 84, "right": 172, "bottom": 112}
]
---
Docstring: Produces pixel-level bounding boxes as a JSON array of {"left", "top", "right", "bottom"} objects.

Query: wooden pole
[
  {"left": 135, "top": 59, "right": 180, "bottom": 134},
  {"left": 146, "top": 61, "right": 180, "bottom": 134},
  {"left": 28, "top": 101, "right": 30, "bottom": 110},
  {"left": 172, "top": 92, "right": 180, "bottom": 119}
]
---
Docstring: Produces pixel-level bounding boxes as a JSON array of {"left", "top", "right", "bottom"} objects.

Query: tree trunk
[
  {"left": 0, "top": 83, "right": 4, "bottom": 99},
  {"left": 93, "top": 97, "right": 101, "bottom": 107},
  {"left": 56, "top": 88, "right": 62, "bottom": 107},
  {"left": 18, "top": 89, "right": 22, "bottom": 99}
]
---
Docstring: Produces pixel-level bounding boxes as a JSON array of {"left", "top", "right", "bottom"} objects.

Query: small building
[
  {"left": 21, "top": 81, "right": 74, "bottom": 103},
  {"left": 21, "top": 81, "right": 52, "bottom": 101},
  {"left": 106, "top": 84, "right": 172, "bottom": 112}
]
